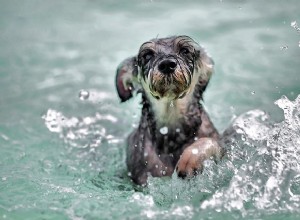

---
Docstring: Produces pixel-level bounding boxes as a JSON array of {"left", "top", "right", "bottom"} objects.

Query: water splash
[
  {"left": 204, "top": 95, "right": 300, "bottom": 216},
  {"left": 41, "top": 95, "right": 300, "bottom": 219},
  {"left": 145, "top": 95, "right": 300, "bottom": 218},
  {"left": 42, "top": 109, "right": 120, "bottom": 148}
]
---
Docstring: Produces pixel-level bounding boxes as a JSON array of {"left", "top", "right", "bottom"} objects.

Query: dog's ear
[
  {"left": 198, "top": 48, "right": 214, "bottom": 82},
  {"left": 196, "top": 48, "right": 214, "bottom": 94},
  {"left": 115, "top": 56, "right": 138, "bottom": 102}
]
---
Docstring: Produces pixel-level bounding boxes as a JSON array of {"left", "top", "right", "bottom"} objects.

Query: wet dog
[{"left": 116, "top": 36, "right": 222, "bottom": 185}]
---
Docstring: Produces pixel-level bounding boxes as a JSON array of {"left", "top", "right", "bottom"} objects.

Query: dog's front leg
[
  {"left": 143, "top": 143, "right": 175, "bottom": 178},
  {"left": 176, "top": 138, "right": 222, "bottom": 178},
  {"left": 127, "top": 132, "right": 174, "bottom": 185}
]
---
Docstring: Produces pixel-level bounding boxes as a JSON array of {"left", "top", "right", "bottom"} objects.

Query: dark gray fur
[{"left": 116, "top": 36, "right": 221, "bottom": 185}]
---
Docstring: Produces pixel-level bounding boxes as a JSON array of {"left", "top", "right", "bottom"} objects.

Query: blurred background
[{"left": 0, "top": 0, "right": 299, "bottom": 219}]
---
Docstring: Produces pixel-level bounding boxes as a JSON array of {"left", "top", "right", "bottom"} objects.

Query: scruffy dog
[{"left": 116, "top": 36, "right": 222, "bottom": 186}]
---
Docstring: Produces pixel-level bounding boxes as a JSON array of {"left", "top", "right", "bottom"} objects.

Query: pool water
[{"left": 0, "top": 0, "right": 300, "bottom": 219}]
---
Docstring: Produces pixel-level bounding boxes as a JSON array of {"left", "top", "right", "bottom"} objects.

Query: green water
[{"left": 0, "top": 0, "right": 300, "bottom": 219}]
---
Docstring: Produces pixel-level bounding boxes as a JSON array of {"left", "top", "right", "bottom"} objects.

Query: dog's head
[{"left": 116, "top": 36, "right": 214, "bottom": 102}]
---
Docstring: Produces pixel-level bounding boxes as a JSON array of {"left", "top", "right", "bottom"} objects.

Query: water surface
[{"left": 0, "top": 0, "right": 300, "bottom": 219}]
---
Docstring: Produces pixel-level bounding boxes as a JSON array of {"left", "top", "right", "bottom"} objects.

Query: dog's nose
[{"left": 158, "top": 59, "right": 177, "bottom": 74}]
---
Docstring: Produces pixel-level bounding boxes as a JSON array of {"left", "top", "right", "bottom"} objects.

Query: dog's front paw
[
  {"left": 176, "top": 146, "right": 205, "bottom": 178},
  {"left": 175, "top": 138, "right": 221, "bottom": 179}
]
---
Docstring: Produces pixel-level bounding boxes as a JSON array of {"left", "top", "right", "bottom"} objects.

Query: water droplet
[
  {"left": 192, "top": 148, "right": 199, "bottom": 154},
  {"left": 290, "top": 21, "right": 300, "bottom": 33},
  {"left": 291, "top": 21, "right": 297, "bottom": 28},
  {"left": 280, "top": 45, "right": 288, "bottom": 50},
  {"left": 170, "top": 101, "right": 174, "bottom": 107},
  {"left": 78, "top": 89, "right": 89, "bottom": 100},
  {"left": 241, "top": 135, "right": 246, "bottom": 141},
  {"left": 159, "top": 126, "right": 168, "bottom": 135}
]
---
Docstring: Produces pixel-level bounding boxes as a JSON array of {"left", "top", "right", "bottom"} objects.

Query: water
[{"left": 0, "top": 0, "right": 300, "bottom": 219}]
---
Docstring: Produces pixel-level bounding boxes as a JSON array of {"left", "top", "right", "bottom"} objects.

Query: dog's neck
[
  {"left": 149, "top": 95, "right": 193, "bottom": 126},
  {"left": 140, "top": 84, "right": 204, "bottom": 153}
]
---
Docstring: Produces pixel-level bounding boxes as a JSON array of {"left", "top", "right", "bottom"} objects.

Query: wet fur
[{"left": 116, "top": 36, "right": 222, "bottom": 185}]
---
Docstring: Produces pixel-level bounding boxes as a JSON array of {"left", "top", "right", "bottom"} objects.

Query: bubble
[
  {"left": 159, "top": 126, "right": 168, "bottom": 135},
  {"left": 78, "top": 89, "right": 89, "bottom": 100},
  {"left": 251, "top": 91, "right": 255, "bottom": 95}
]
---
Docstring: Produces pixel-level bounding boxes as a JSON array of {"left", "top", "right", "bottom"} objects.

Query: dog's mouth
[{"left": 148, "top": 67, "right": 192, "bottom": 100}]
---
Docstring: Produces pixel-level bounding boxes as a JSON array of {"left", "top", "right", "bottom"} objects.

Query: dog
[{"left": 115, "top": 35, "right": 223, "bottom": 186}]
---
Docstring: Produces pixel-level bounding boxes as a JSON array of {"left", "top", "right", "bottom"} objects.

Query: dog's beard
[{"left": 148, "top": 68, "right": 192, "bottom": 100}]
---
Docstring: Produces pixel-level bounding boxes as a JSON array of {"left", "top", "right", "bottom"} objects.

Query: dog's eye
[
  {"left": 142, "top": 51, "right": 154, "bottom": 63},
  {"left": 180, "top": 48, "right": 190, "bottom": 55}
]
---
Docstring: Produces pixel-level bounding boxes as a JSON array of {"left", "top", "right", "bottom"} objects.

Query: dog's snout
[{"left": 158, "top": 59, "right": 177, "bottom": 74}]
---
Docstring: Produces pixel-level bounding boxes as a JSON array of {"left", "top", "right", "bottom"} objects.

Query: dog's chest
[
  {"left": 145, "top": 94, "right": 201, "bottom": 153},
  {"left": 151, "top": 97, "right": 189, "bottom": 126},
  {"left": 155, "top": 124, "right": 195, "bottom": 154},
  {"left": 155, "top": 115, "right": 190, "bottom": 154}
]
